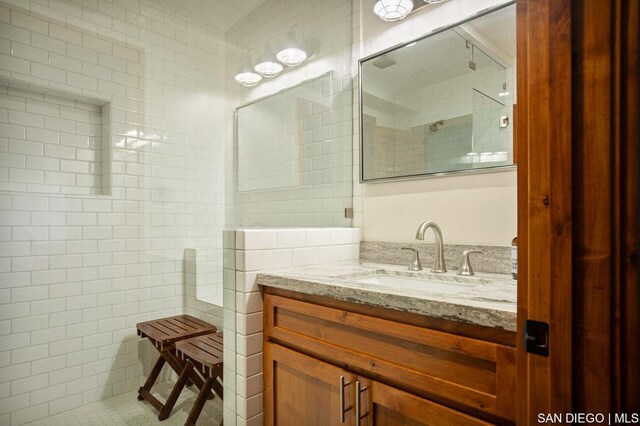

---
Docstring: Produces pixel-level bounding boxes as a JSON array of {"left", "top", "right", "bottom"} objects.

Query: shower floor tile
[{"left": 25, "top": 382, "right": 223, "bottom": 426}]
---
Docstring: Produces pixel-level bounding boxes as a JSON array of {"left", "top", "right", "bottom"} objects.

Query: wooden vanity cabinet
[
  {"left": 263, "top": 287, "right": 516, "bottom": 425},
  {"left": 264, "top": 342, "right": 356, "bottom": 426}
]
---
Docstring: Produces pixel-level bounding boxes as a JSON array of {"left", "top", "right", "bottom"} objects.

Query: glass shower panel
[
  {"left": 221, "top": 0, "right": 353, "bottom": 424},
  {"left": 234, "top": 73, "right": 352, "bottom": 227}
]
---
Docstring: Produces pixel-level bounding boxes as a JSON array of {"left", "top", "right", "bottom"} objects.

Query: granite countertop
[{"left": 256, "top": 261, "right": 517, "bottom": 331}]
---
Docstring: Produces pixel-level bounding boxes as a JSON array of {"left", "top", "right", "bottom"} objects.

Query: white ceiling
[{"left": 153, "top": 0, "right": 268, "bottom": 32}]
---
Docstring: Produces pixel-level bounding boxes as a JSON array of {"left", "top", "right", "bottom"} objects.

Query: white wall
[
  {"left": 354, "top": 0, "right": 517, "bottom": 246},
  {"left": 363, "top": 170, "right": 516, "bottom": 245},
  {"left": 0, "top": 1, "right": 226, "bottom": 424}
]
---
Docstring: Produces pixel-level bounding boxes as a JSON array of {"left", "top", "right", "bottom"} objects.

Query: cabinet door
[
  {"left": 264, "top": 342, "right": 356, "bottom": 426},
  {"left": 356, "top": 377, "right": 492, "bottom": 426}
]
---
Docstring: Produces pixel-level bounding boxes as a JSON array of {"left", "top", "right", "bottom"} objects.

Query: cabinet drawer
[{"left": 264, "top": 292, "right": 516, "bottom": 422}]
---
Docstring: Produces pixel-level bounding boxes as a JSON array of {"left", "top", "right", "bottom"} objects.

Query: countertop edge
[{"left": 256, "top": 271, "right": 517, "bottom": 332}]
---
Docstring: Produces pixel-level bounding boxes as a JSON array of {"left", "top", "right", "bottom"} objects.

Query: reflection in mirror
[{"left": 360, "top": 3, "right": 516, "bottom": 181}]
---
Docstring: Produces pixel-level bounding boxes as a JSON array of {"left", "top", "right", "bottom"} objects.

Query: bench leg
[
  {"left": 185, "top": 376, "right": 214, "bottom": 426},
  {"left": 137, "top": 355, "right": 166, "bottom": 401},
  {"left": 167, "top": 350, "right": 202, "bottom": 387},
  {"left": 158, "top": 360, "right": 193, "bottom": 421},
  {"left": 211, "top": 376, "right": 224, "bottom": 401}
]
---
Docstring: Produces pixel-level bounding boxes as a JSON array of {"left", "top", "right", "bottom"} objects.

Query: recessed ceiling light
[{"left": 373, "top": 0, "right": 414, "bottom": 21}]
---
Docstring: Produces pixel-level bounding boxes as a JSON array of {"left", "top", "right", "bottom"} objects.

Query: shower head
[{"left": 429, "top": 120, "right": 444, "bottom": 132}]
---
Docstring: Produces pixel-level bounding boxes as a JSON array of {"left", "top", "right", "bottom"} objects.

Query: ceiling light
[
  {"left": 373, "top": 0, "right": 413, "bottom": 21},
  {"left": 277, "top": 48, "right": 307, "bottom": 67}
]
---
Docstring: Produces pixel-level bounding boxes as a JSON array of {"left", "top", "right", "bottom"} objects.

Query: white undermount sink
[{"left": 352, "top": 273, "right": 474, "bottom": 294}]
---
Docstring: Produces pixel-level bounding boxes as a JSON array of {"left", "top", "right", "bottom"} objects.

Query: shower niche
[
  {"left": 0, "top": 79, "right": 111, "bottom": 195},
  {"left": 359, "top": 3, "right": 515, "bottom": 182}
]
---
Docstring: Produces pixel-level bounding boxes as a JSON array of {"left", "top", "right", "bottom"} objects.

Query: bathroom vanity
[{"left": 258, "top": 262, "right": 517, "bottom": 425}]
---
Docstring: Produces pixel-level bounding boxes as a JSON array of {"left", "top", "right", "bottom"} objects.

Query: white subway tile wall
[
  {"left": 226, "top": 228, "right": 360, "bottom": 426},
  {"left": 0, "top": 1, "right": 227, "bottom": 425}
]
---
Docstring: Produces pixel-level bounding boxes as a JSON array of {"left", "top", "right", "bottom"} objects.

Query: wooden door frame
[{"left": 516, "top": 0, "right": 639, "bottom": 422}]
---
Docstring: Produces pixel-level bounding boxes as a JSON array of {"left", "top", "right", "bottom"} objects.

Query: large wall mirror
[{"left": 359, "top": 2, "right": 516, "bottom": 182}]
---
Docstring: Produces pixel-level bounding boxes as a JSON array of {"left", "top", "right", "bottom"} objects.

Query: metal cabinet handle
[
  {"left": 355, "top": 380, "right": 368, "bottom": 426},
  {"left": 339, "top": 375, "right": 352, "bottom": 423}
]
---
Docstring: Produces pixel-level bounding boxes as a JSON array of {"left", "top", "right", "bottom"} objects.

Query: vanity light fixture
[
  {"left": 235, "top": 71, "right": 262, "bottom": 86},
  {"left": 373, "top": 0, "right": 414, "bottom": 22},
  {"left": 254, "top": 40, "right": 284, "bottom": 77},
  {"left": 235, "top": 55, "right": 263, "bottom": 87},
  {"left": 277, "top": 26, "right": 308, "bottom": 67},
  {"left": 254, "top": 60, "right": 283, "bottom": 77},
  {"left": 277, "top": 48, "right": 307, "bottom": 66}
]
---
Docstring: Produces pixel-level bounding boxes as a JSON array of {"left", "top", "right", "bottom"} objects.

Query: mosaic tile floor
[{"left": 26, "top": 382, "right": 223, "bottom": 426}]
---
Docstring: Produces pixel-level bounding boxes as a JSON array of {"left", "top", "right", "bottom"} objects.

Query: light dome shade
[
  {"left": 255, "top": 61, "right": 284, "bottom": 77},
  {"left": 373, "top": 0, "right": 414, "bottom": 21},
  {"left": 276, "top": 48, "right": 308, "bottom": 66},
  {"left": 235, "top": 71, "right": 262, "bottom": 86}
]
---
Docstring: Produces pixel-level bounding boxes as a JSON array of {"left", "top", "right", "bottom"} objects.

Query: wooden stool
[
  {"left": 136, "top": 315, "right": 217, "bottom": 420},
  {"left": 163, "top": 332, "right": 224, "bottom": 426}
]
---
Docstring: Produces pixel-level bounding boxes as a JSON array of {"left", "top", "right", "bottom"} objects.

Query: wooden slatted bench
[
  {"left": 162, "top": 332, "right": 224, "bottom": 426},
  {"left": 136, "top": 315, "right": 217, "bottom": 420}
]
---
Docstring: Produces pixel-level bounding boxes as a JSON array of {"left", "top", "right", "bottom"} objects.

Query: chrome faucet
[{"left": 415, "top": 221, "right": 447, "bottom": 273}]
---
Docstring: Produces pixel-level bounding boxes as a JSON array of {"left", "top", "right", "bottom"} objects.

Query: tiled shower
[{"left": 0, "top": 0, "right": 354, "bottom": 425}]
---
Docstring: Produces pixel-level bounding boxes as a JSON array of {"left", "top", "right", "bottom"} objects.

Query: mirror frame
[{"left": 358, "top": 0, "right": 517, "bottom": 183}]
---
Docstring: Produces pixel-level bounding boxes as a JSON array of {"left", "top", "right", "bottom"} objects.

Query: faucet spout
[{"left": 415, "top": 221, "right": 447, "bottom": 273}]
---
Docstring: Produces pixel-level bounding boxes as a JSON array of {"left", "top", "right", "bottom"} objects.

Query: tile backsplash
[{"left": 360, "top": 240, "right": 512, "bottom": 275}]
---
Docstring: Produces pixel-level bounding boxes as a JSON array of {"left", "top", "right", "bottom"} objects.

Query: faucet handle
[
  {"left": 458, "top": 250, "right": 484, "bottom": 276},
  {"left": 401, "top": 247, "right": 423, "bottom": 271}
]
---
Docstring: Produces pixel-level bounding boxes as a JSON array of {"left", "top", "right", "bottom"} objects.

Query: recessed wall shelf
[{"left": 0, "top": 78, "right": 111, "bottom": 196}]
